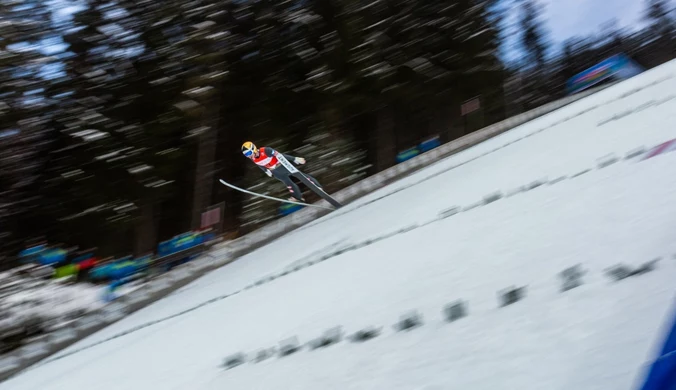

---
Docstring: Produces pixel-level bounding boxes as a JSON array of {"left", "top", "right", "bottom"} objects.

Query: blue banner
[
  {"left": 566, "top": 54, "right": 643, "bottom": 94},
  {"left": 396, "top": 147, "right": 420, "bottom": 163},
  {"left": 419, "top": 136, "right": 441, "bottom": 153}
]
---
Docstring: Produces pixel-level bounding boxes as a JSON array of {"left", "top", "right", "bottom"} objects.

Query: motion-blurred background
[{"left": 0, "top": 0, "right": 674, "bottom": 358}]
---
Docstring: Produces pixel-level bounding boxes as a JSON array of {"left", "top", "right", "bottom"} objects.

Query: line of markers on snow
[{"left": 221, "top": 258, "right": 664, "bottom": 371}]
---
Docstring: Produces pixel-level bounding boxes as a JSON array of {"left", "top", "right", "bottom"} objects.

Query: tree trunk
[
  {"left": 190, "top": 94, "right": 220, "bottom": 230},
  {"left": 191, "top": 126, "right": 218, "bottom": 230},
  {"left": 372, "top": 105, "right": 396, "bottom": 171},
  {"left": 433, "top": 108, "right": 453, "bottom": 144},
  {"left": 135, "top": 200, "right": 156, "bottom": 256}
]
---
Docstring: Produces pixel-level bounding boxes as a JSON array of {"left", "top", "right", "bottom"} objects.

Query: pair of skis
[{"left": 219, "top": 154, "right": 342, "bottom": 211}]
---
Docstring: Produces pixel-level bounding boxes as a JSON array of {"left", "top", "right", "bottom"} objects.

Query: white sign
[{"left": 200, "top": 207, "right": 220, "bottom": 229}]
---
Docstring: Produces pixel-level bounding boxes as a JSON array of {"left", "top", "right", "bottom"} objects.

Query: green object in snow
[{"left": 54, "top": 263, "right": 79, "bottom": 279}]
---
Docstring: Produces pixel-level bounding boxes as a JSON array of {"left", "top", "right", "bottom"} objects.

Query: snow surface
[
  {"left": 4, "top": 61, "right": 676, "bottom": 390},
  {"left": 0, "top": 275, "right": 107, "bottom": 337}
]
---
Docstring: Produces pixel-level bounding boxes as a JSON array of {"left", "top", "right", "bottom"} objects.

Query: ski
[
  {"left": 275, "top": 154, "right": 343, "bottom": 209},
  {"left": 293, "top": 172, "right": 343, "bottom": 208},
  {"left": 219, "top": 179, "right": 335, "bottom": 210}
]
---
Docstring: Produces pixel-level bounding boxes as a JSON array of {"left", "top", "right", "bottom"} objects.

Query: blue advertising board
[
  {"left": 279, "top": 202, "right": 303, "bottom": 216},
  {"left": 419, "top": 136, "right": 441, "bottom": 153},
  {"left": 396, "top": 147, "right": 420, "bottom": 163},
  {"left": 566, "top": 54, "right": 643, "bottom": 94}
]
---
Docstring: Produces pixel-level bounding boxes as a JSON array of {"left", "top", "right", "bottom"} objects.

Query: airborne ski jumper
[
  {"left": 239, "top": 141, "right": 342, "bottom": 208},
  {"left": 241, "top": 141, "right": 315, "bottom": 202}
]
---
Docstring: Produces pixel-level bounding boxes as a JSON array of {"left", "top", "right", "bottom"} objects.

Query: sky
[
  {"left": 499, "top": 0, "right": 660, "bottom": 62},
  {"left": 542, "top": 0, "right": 648, "bottom": 40}
]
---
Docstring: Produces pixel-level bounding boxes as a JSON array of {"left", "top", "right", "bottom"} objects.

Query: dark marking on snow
[
  {"left": 308, "top": 327, "right": 343, "bottom": 350},
  {"left": 438, "top": 207, "right": 460, "bottom": 219},
  {"left": 483, "top": 192, "right": 503, "bottom": 204},
  {"left": 279, "top": 337, "right": 302, "bottom": 357},
  {"left": 549, "top": 176, "right": 567, "bottom": 185},
  {"left": 443, "top": 301, "right": 468, "bottom": 322},
  {"left": 605, "top": 259, "right": 659, "bottom": 282},
  {"left": 499, "top": 286, "right": 527, "bottom": 307},
  {"left": 222, "top": 353, "right": 247, "bottom": 370},
  {"left": 559, "top": 265, "right": 585, "bottom": 292},
  {"left": 571, "top": 169, "right": 590, "bottom": 178},
  {"left": 348, "top": 327, "right": 382, "bottom": 343},
  {"left": 394, "top": 311, "right": 423, "bottom": 332},
  {"left": 597, "top": 154, "right": 619, "bottom": 169},
  {"left": 253, "top": 348, "right": 276, "bottom": 363}
]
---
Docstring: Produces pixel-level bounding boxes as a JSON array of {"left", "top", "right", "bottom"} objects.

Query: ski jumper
[{"left": 251, "top": 147, "right": 321, "bottom": 201}]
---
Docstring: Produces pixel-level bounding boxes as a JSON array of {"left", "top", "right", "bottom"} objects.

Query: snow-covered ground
[
  {"left": 4, "top": 61, "right": 676, "bottom": 390},
  {"left": 0, "top": 267, "right": 107, "bottom": 346}
]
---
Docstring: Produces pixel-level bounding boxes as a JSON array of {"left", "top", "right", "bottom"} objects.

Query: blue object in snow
[
  {"left": 37, "top": 248, "right": 67, "bottom": 265},
  {"left": 18, "top": 245, "right": 46, "bottom": 259}
]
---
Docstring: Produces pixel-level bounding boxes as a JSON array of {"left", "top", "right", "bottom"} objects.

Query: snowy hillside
[{"left": 3, "top": 60, "right": 676, "bottom": 390}]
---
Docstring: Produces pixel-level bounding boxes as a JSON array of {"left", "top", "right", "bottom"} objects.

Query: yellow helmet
[{"left": 241, "top": 141, "right": 258, "bottom": 157}]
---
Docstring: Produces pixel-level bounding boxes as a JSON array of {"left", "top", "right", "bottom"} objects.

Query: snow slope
[{"left": 4, "top": 60, "right": 676, "bottom": 390}]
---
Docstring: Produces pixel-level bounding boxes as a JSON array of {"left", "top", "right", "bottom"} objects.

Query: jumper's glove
[
  {"left": 294, "top": 157, "right": 306, "bottom": 165},
  {"left": 265, "top": 169, "right": 273, "bottom": 177}
]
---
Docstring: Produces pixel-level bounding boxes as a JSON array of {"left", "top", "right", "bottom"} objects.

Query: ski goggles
[{"left": 243, "top": 149, "right": 254, "bottom": 157}]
